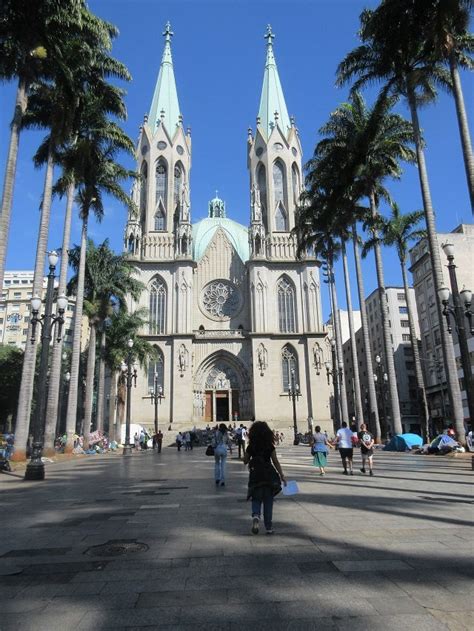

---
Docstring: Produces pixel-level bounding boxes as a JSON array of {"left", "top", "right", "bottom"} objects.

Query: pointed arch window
[
  {"left": 273, "top": 160, "right": 287, "bottom": 206},
  {"left": 174, "top": 164, "right": 183, "bottom": 204},
  {"left": 257, "top": 163, "right": 267, "bottom": 228},
  {"left": 275, "top": 202, "right": 288, "bottom": 231},
  {"left": 155, "top": 161, "right": 167, "bottom": 206},
  {"left": 149, "top": 276, "right": 167, "bottom": 334},
  {"left": 148, "top": 346, "right": 164, "bottom": 391},
  {"left": 281, "top": 344, "right": 298, "bottom": 392},
  {"left": 140, "top": 162, "right": 148, "bottom": 216},
  {"left": 292, "top": 163, "right": 300, "bottom": 206},
  {"left": 277, "top": 276, "right": 296, "bottom": 333},
  {"left": 154, "top": 205, "right": 165, "bottom": 231}
]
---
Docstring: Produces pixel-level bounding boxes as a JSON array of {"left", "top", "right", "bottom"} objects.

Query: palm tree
[
  {"left": 312, "top": 91, "right": 417, "bottom": 436},
  {"left": 59, "top": 91, "right": 136, "bottom": 452},
  {"left": 66, "top": 239, "right": 144, "bottom": 443},
  {"left": 337, "top": 0, "right": 465, "bottom": 439},
  {"left": 364, "top": 203, "right": 430, "bottom": 440},
  {"left": 103, "top": 309, "right": 157, "bottom": 441},
  {"left": 0, "top": 0, "right": 83, "bottom": 294},
  {"left": 11, "top": 10, "right": 131, "bottom": 460},
  {"left": 416, "top": 0, "right": 474, "bottom": 212},
  {"left": 295, "top": 199, "right": 350, "bottom": 426}
]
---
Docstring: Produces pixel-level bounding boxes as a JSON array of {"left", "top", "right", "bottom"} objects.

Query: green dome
[{"left": 192, "top": 216, "right": 249, "bottom": 262}]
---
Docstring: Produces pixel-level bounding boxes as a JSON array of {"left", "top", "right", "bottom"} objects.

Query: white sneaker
[{"left": 251, "top": 517, "right": 259, "bottom": 535}]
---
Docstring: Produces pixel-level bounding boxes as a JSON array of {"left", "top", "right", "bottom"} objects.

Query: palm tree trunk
[
  {"left": 0, "top": 79, "right": 27, "bottom": 294},
  {"left": 43, "top": 182, "right": 75, "bottom": 455},
  {"left": 370, "top": 191, "right": 403, "bottom": 436},
  {"left": 449, "top": 51, "right": 474, "bottom": 214},
  {"left": 400, "top": 255, "right": 430, "bottom": 442},
  {"left": 329, "top": 258, "right": 349, "bottom": 425},
  {"left": 108, "top": 371, "right": 118, "bottom": 441},
  {"left": 11, "top": 149, "right": 55, "bottom": 461},
  {"left": 82, "top": 322, "right": 96, "bottom": 449},
  {"left": 406, "top": 84, "right": 465, "bottom": 439},
  {"left": 117, "top": 375, "right": 126, "bottom": 442},
  {"left": 95, "top": 327, "right": 106, "bottom": 432},
  {"left": 352, "top": 223, "right": 381, "bottom": 442},
  {"left": 341, "top": 240, "right": 364, "bottom": 426},
  {"left": 65, "top": 216, "right": 88, "bottom": 452}
]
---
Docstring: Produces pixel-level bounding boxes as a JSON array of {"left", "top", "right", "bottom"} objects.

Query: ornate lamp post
[
  {"left": 148, "top": 373, "right": 164, "bottom": 435},
  {"left": 325, "top": 339, "right": 342, "bottom": 428},
  {"left": 438, "top": 241, "right": 474, "bottom": 426},
  {"left": 121, "top": 338, "right": 137, "bottom": 455},
  {"left": 374, "top": 354, "right": 389, "bottom": 436},
  {"left": 288, "top": 368, "right": 301, "bottom": 445},
  {"left": 25, "top": 251, "right": 67, "bottom": 481}
]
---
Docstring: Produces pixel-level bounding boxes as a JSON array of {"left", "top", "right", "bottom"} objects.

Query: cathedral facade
[{"left": 123, "top": 24, "right": 332, "bottom": 431}]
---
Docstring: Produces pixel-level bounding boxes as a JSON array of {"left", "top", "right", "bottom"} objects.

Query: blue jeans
[
  {"left": 214, "top": 453, "right": 227, "bottom": 481},
  {"left": 251, "top": 487, "right": 274, "bottom": 530}
]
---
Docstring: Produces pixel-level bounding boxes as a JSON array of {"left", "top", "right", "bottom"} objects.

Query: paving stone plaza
[{"left": 1, "top": 445, "right": 472, "bottom": 630}]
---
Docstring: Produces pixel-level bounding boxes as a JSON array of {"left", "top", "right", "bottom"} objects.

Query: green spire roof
[
  {"left": 257, "top": 25, "right": 291, "bottom": 140},
  {"left": 148, "top": 22, "right": 181, "bottom": 135}
]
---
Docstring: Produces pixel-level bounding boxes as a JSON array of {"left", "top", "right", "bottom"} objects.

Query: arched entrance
[{"left": 193, "top": 351, "right": 252, "bottom": 423}]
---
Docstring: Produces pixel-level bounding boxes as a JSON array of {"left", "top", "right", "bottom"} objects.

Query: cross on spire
[
  {"left": 163, "top": 21, "right": 174, "bottom": 42},
  {"left": 264, "top": 24, "right": 275, "bottom": 47}
]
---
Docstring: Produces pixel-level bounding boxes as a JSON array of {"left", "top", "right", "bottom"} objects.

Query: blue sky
[{"left": 1, "top": 0, "right": 472, "bottom": 320}]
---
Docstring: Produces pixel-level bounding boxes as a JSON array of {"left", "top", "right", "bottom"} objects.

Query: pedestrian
[
  {"left": 244, "top": 421, "right": 286, "bottom": 535},
  {"left": 335, "top": 421, "right": 354, "bottom": 475},
  {"left": 184, "top": 431, "right": 192, "bottom": 451},
  {"left": 176, "top": 431, "right": 183, "bottom": 451},
  {"left": 134, "top": 432, "right": 140, "bottom": 451},
  {"left": 213, "top": 423, "right": 229, "bottom": 486},
  {"left": 156, "top": 429, "right": 163, "bottom": 453},
  {"left": 236, "top": 424, "right": 245, "bottom": 459},
  {"left": 358, "top": 423, "right": 375, "bottom": 476},
  {"left": 311, "top": 425, "right": 332, "bottom": 475}
]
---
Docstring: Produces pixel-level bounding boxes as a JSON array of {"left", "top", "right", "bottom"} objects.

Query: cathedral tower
[
  {"left": 124, "top": 22, "right": 192, "bottom": 260},
  {"left": 248, "top": 25, "right": 304, "bottom": 260}
]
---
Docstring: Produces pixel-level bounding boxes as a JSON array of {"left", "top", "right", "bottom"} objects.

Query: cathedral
[{"left": 123, "top": 24, "right": 332, "bottom": 431}]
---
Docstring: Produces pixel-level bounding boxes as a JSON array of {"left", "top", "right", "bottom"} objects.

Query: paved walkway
[{"left": 1, "top": 444, "right": 473, "bottom": 630}]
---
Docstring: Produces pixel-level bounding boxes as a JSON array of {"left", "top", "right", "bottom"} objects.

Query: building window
[
  {"left": 257, "top": 163, "right": 267, "bottom": 227},
  {"left": 403, "top": 346, "right": 413, "bottom": 356},
  {"left": 399, "top": 306, "right": 408, "bottom": 314},
  {"left": 401, "top": 320, "right": 410, "bottom": 328},
  {"left": 173, "top": 164, "right": 183, "bottom": 204},
  {"left": 155, "top": 161, "right": 167, "bottom": 205},
  {"left": 275, "top": 204, "right": 287, "bottom": 231},
  {"left": 148, "top": 346, "right": 164, "bottom": 391},
  {"left": 402, "top": 334, "right": 411, "bottom": 342},
  {"left": 281, "top": 344, "right": 298, "bottom": 392},
  {"left": 397, "top": 293, "right": 405, "bottom": 301},
  {"left": 154, "top": 207, "right": 165, "bottom": 231},
  {"left": 292, "top": 163, "right": 300, "bottom": 206},
  {"left": 406, "top": 362, "right": 415, "bottom": 371},
  {"left": 277, "top": 276, "right": 296, "bottom": 333},
  {"left": 273, "top": 160, "right": 287, "bottom": 231},
  {"left": 149, "top": 277, "right": 167, "bottom": 334},
  {"left": 139, "top": 162, "right": 148, "bottom": 218},
  {"left": 13, "top": 292, "right": 21, "bottom": 298}
]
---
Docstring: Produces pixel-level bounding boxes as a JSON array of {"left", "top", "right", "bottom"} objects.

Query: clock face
[{"left": 201, "top": 280, "right": 242, "bottom": 320}]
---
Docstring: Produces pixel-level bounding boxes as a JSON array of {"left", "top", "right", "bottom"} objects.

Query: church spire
[
  {"left": 257, "top": 25, "right": 291, "bottom": 140},
  {"left": 148, "top": 22, "right": 182, "bottom": 135}
]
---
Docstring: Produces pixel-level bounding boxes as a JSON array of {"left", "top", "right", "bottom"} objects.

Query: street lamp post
[
  {"left": 25, "top": 251, "right": 67, "bottom": 481},
  {"left": 148, "top": 373, "right": 164, "bottom": 435},
  {"left": 439, "top": 241, "right": 474, "bottom": 427},
  {"left": 325, "top": 339, "right": 341, "bottom": 429},
  {"left": 121, "top": 338, "right": 137, "bottom": 455},
  {"left": 374, "top": 354, "right": 389, "bottom": 437},
  {"left": 288, "top": 368, "right": 301, "bottom": 445}
]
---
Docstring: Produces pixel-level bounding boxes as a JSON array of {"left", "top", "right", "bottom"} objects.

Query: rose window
[{"left": 202, "top": 280, "right": 241, "bottom": 318}]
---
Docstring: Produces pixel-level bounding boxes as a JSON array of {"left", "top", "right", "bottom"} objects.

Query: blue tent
[{"left": 384, "top": 433, "right": 423, "bottom": 451}]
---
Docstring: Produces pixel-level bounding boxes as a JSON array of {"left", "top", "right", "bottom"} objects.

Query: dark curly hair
[{"left": 248, "top": 421, "right": 275, "bottom": 452}]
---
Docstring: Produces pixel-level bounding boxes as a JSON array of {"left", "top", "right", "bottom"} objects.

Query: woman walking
[
  {"left": 311, "top": 425, "right": 331, "bottom": 475},
  {"left": 243, "top": 421, "right": 286, "bottom": 535},
  {"left": 214, "top": 423, "right": 229, "bottom": 486}
]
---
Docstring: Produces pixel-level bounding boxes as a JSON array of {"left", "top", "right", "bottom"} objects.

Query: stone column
[{"left": 212, "top": 390, "right": 216, "bottom": 423}]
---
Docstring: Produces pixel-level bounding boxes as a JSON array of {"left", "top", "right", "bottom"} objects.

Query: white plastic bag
[{"left": 282, "top": 480, "right": 299, "bottom": 496}]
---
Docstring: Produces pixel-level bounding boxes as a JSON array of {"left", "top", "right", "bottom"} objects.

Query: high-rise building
[
  {"left": 342, "top": 286, "right": 421, "bottom": 432},
  {"left": 409, "top": 223, "right": 474, "bottom": 428},
  {"left": 122, "top": 25, "right": 331, "bottom": 430}
]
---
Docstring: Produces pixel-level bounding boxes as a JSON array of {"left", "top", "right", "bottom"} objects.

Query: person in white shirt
[{"left": 335, "top": 421, "right": 355, "bottom": 475}]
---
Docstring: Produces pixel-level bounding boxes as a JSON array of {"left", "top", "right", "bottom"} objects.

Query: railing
[{"left": 193, "top": 329, "right": 247, "bottom": 338}]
